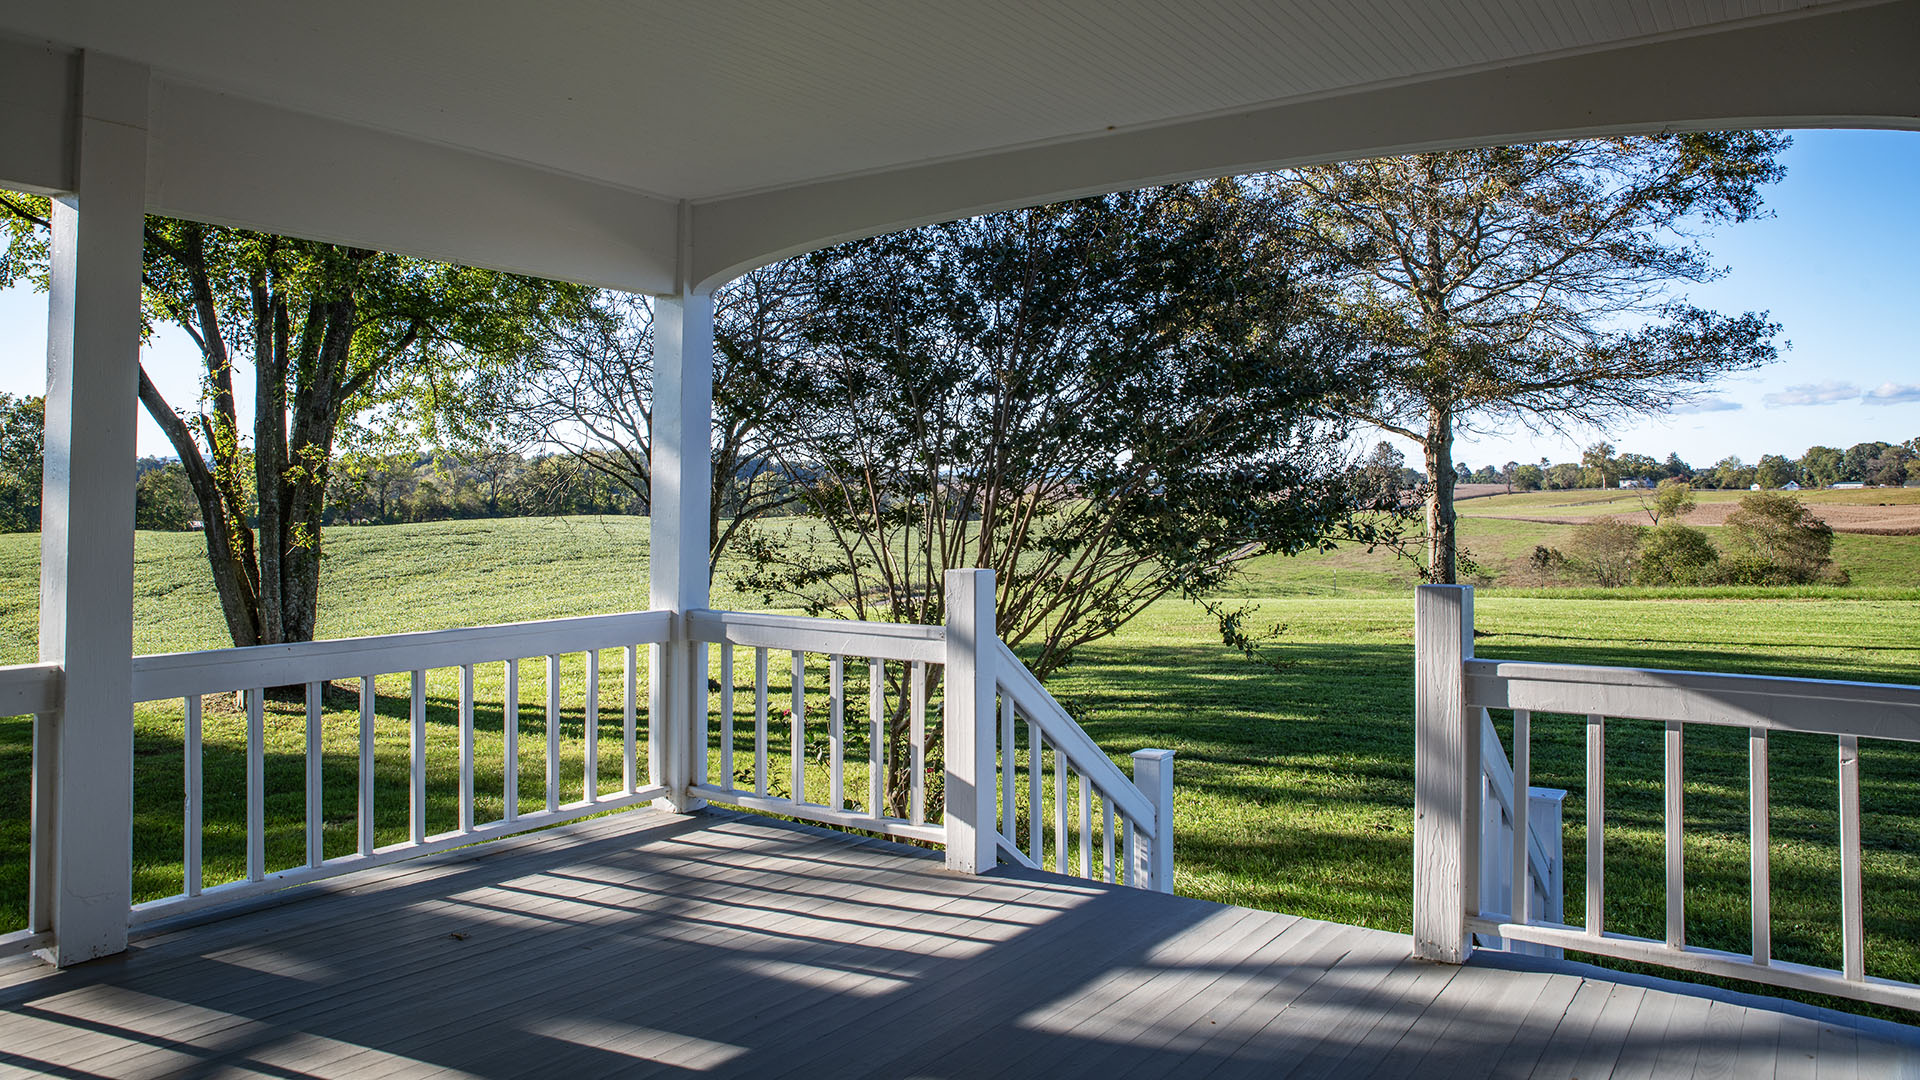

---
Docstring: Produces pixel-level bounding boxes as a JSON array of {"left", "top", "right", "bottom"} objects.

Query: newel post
[
  {"left": 1131, "top": 748, "right": 1176, "bottom": 892},
  {"left": 1413, "top": 584, "right": 1479, "bottom": 962},
  {"left": 943, "top": 569, "right": 998, "bottom": 874}
]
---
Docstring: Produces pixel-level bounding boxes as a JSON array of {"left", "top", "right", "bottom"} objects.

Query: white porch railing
[
  {"left": 1414, "top": 584, "right": 1920, "bottom": 1012},
  {"left": 126, "top": 610, "right": 676, "bottom": 924},
  {"left": 4, "top": 569, "right": 1170, "bottom": 963},
  {"left": 686, "top": 570, "right": 1176, "bottom": 891},
  {"left": 0, "top": 662, "right": 61, "bottom": 960}
]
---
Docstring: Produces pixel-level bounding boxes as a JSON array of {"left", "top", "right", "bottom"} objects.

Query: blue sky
[{"left": 1, "top": 128, "right": 1916, "bottom": 465}]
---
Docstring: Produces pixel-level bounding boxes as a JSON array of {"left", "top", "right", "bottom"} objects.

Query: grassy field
[{"left": 1, "top": 515, "right": 1918, "bottom": 1019}]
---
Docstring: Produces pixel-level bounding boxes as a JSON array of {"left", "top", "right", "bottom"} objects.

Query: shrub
[
  {"left": 1633, "top": 523, "right": 1719, "bottom": 585},
  {"left": 1566, "top": 515, "right": 1642, "bottom": 587},
  {"left": 1721, "top": 491, "right": 1839, "bottom": 584}
]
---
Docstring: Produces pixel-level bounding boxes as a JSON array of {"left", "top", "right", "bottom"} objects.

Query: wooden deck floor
[{"left": 3, "top": 809, "right": 1916, "bottom": 1079}]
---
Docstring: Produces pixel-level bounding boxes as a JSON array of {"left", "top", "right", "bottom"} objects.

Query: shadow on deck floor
[{"left": 1, "top": 807, "right": 1915, "bottom": 1078}]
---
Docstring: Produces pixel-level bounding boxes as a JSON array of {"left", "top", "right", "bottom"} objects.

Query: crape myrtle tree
[
  {"left": 511, "top": 263, "right": 813, "bottom": 576},
  {"left": 736, "top": 183, "right": 1374, "bottom": 811},
  {"left": 0, "top": 194, "right": 596, "bottom": 647},
  {"left": 1277, "top": 133, "right": 1787, "bottom": 582}
]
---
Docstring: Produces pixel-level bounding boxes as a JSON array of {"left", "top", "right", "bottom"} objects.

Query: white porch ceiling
[{"left": 1, "top": 0, "right": 1915, "bottom": 292}]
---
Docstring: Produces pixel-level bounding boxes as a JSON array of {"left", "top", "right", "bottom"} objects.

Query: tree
[
  {"left": 1566, "top": 515, "right": 1642, "bottom": 587},
  {"left": 1, "top": 195, "right": 594, "bottom": 647},
  {"left": 1633, "top": 522, "right": 1719, "bottom": 585},
  {"left": 1754, "top": 453, "right": 1797, "bottom": 490},
  {"left": 1660, "top": 452, "right": 1693, "bottom": 481},
  {"left": 1511, "top": 463, "right": 1544, "bottom": 491},
  {"left": 1616, "top": 452, "right": 1659, "bottom": 483},
  {"left": 1797, "top": 445, "right": 1842, "bottom": 488},
  {"left": 1353, "top": 441, "right": 1411, "bottom": 506},
  {"left": 1582, "top": 441, "right": 1618, "bottom": 489},
  {"left": 512, "top": 270, "right": 811, "bottom": 575},
  {"left": 134, "top": 463, "right": 197, "bottom": 530},
  {"left": 1841, "top": 441, "right": 1889, "bottom": 483},
  {"left": 1641, "top": 478, "right": 1696, "bottom": 525},
  {"left": 738, "top": 186, "right": 1373, "bottom": 810},
  {"left": 1281, "top": 133, "right": 1786, "bottom": 581},
  {"left": 0, "top": 393, "right": 43, "bottom": 532},
  {"left": 1704, "top": 455, "right": 1754, "bottom": 490},
  {"left": 1722, "top": 491, "right": 1837, "bottom": 583}
]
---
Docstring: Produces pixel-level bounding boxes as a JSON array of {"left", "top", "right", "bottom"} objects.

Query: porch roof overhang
[{"left": 1, "top": 0, "right": 1915, "bottom": 295}]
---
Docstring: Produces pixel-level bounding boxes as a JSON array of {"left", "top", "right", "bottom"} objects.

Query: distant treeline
[{"left": 1449, "top": 438, "right": 1920, "bottom": 492}]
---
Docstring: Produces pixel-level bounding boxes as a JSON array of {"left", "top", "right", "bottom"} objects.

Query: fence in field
[
  {"left": 1414, "top": 583, "right": 1920, "bottom": 1011},
  {"left": 6, "top": 570, "right": 1169, "bottom": 960}
]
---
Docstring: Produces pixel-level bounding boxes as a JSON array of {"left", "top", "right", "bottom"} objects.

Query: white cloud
[
  {"left": 1672, "top": 395, "right": 1742, "bottom": 414},
  {"left": 1863, "top": 381, "right": 1920, "bottom": 406},
  {"left": 1761, "top": 381, "right": 1860, "bottom": 407}
]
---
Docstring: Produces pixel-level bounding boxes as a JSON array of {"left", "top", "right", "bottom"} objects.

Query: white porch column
[
  {"left": 39, "top": 53, "right": 149, "bottom": 965},
  {"left": 649, "top": 291, "right": 713, "bottom": 812}
]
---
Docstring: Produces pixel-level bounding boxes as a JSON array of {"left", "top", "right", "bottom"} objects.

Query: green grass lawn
[{"left": 2, "top": 518, "right": 1918, "bottom": 1020}]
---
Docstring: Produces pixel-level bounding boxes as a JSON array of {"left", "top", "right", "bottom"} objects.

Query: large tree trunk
[{"left": 1423, "top": 403, "right": 1457, "bottom": 584}]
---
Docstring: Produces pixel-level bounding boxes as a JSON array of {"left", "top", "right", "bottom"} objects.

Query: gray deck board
[{"left": 1, "top": 807, "right": 1914, "bottom": 1079}]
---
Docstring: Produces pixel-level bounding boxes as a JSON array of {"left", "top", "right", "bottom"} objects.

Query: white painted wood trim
[
  {"left": 1132, "top": 748, "right": 1175, "bottom": 893},
  {"left": 131, "top": 610, "right": 672, "bottom": 702},
  {"left": 307, "top": 681, "right": 325, "bottom": 865},
  {"left": 1468, "top": 917, "right": 1920, "bottom": 1013},
  {"left": 545, "top": 654, "right": 561, "bottom": 814},
  {"left": 0, "top": 663, "right": 60, "bottom": 716},
  {"left": 1512, "top": 708, "right": 1530, "bottom": 926},
  {"left": 942, "top": 569, "right": 998, "bottom": 875},
  {"left": 1665, "top": 720, "right": 1685, "bottom": 950},
  {"left": 992, "top": 640, "right": 1155, "bottom": 826},
  {"left": 183, "top": 696, "right": 201, "bottom": 898},
  {"left": 130, "top": 788, "right": 668, "bottom": 926},
  {"left": 829, "top": 654, "right": 845, "bottom": 812},
  {"left": 1413, "top": 584, "right": 1474, "bottom": 963},
  {"left": 754, "top": 648, "right": 770, "bottom": 797},
  {"left": 687, "top": 609, "right": 946, "bottom": 664},
  {"left": 1465, "top": 658, "right": 1920, "bottom": 739},
  {"left": 247, "top": 689, "right": 266, "bottom": 880},
  {"left": 868, "top": 658, "right": 884, "bottom": 815},
  {"left": 501, "top": 664, "right": 518, "bottom": 825},
  {"left": 1750, "top": 726, "right": 1769, "bottom": 965},
  {"left": 458, "top": 666, "right": 475, "bottom": 832},
  {"left": 790, "top": 651, "right": 806, "bottom": 804},
  {"left": 583, "top": 649, "right": 599, "bottom": 804},
  {"left": 1587, "top": 714, "right": 1605, "bottom": 937},
  {"left": 1840, "top": 733, "right": 1864, "bottom": 983},
  {"left": 688, "top": 785, "right": 945, "bottom": 846},
  {"left": 359, "top": 677, "right": 376, "bottom": 849},
  {"left": 623, "top": 645, "right": 638, "bottom": 794},
  {"left": 37, "top": 51, "right": 148, "bottom": 966},
  {"left": 410, "top": 671, "right": 427, "bottom": 845},
  {"left": 718, "top": 645, "right": 735, "bottom": 789}
]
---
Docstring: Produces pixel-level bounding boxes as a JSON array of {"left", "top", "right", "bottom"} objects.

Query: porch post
[
  {"left": 1413, "top": 584, "right": 1479, "bottom": 963},
  {"left": 942, "top": 569, "right": 998, "bottom": 874},
  {"left": 39, "top": 53, "right": 149, "bottom": 965},
  {"left": 648, "top": 289, "right": 713, "bottom": 812}
]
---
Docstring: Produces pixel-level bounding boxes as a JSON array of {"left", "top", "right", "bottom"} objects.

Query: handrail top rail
[
  {"left": 131, "top": 608, "right": 674, "bottom": 702},
  {"left": 0, "top": 661, "right": 61, "bottom": 717},
  {"left": 687, "top": 608, "right": 946, "bottom": 663},
  {"left": 993, "top": 639, "right": 1157, "bottom": 828},
  {"left": 1466, "top": 656, "right": 1920, "bottom": 741}
]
